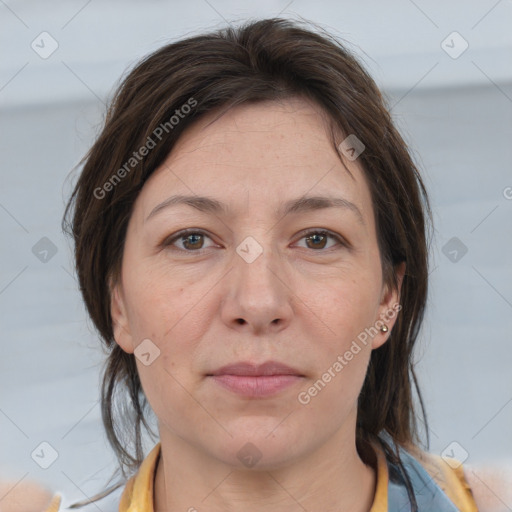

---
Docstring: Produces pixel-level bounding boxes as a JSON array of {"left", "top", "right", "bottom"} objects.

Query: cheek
[
  {"left": 124, "top": 269, "right": 213, "bottom": 380},
  {"left": 300, "top": 273, "right": 379, "bottom": 401},
  {"left": 123, "top": 259, "right": 191, "bottom": 336},
  {"left": 310, "top": 274, "right": 381, "bottom": 342},
  {"left": 294, "top": 345, "right": 371, "bottom": 437}
]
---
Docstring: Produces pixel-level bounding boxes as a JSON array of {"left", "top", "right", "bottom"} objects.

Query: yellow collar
[
  {"left": 119, "top": 441, "right": 389, "bottom": 512},
  {"left": 119, "top": 442, "right": 161, "bottom": 512}
]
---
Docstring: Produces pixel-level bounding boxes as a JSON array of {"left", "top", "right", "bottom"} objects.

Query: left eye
[
  {"left": 296, "top": 230, "right": 344, "bottom": 250},
  {"left": 163, "top": 229, "right": 344, "bottom": 252}
]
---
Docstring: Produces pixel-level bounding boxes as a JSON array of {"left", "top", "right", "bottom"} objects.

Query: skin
[
  {"left": 110, "top": 96, "right": 406, "bottom": 512},
  {"left": 0, "top": 480, "right": 54, "bottom": 512},
  {"left": 463, "top": 465, "right": 512, "bottom": 511}
]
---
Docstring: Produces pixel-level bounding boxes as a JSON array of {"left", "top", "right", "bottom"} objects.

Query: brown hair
[{"left": 62, "top": 17, "right": 433, "bottom": 509}]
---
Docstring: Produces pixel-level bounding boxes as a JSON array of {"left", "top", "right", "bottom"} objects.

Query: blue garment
[{"left": 382, "top": 432, "right": 464, "bottom": 511}]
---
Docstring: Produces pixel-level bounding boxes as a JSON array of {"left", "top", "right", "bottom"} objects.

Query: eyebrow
[{"left": 145, "top": 194, "right": 365, "bottom": 226}]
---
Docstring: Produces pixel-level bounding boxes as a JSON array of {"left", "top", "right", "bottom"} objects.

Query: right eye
[{"left": 161, "top": 229, "right": 218, "bottom": 253}]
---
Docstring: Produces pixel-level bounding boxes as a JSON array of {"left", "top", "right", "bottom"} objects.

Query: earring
[{"left": 380, "top": 324, "right": 389, "bottom": 333}]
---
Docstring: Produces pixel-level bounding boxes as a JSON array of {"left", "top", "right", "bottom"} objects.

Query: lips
[
  {"left": 208, "top": 360, "right": 304, "bottom": 377},
  {"left": 207, "top": 361, "right": 305, "bottom": 398}
]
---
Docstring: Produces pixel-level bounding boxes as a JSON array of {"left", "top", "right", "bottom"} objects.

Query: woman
[{"left": 48, "top": 17, "right": 484, "bottom": 512}]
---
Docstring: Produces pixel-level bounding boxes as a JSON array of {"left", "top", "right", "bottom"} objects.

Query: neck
[{"left": 153, "top": 424, "right": 377, "bottom": 512}]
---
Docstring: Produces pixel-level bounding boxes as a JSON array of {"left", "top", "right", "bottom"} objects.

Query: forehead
[{"left": 136, "top": 97, "right": 375, "bottom": 229}]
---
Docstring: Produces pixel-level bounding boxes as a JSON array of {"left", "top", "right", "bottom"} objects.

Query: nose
[{"left": 220, "top": 238, "right": 293, "bottom": 335}]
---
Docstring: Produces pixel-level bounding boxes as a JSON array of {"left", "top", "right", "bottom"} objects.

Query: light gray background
[{"left": 1, "top": 0, "right": 511, "bottom": 505}]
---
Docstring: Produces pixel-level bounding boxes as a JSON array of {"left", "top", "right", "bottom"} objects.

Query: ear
[
  {"left": 372, "top": 261, "right": 406, "bottom": 350},
  {"left": 109, "top": 275, "right": 135, "bottom": 354}
]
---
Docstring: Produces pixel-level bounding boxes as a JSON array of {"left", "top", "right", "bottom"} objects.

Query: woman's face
[{"left": 110, "top": 96, "right": 405, "bottom": 469}]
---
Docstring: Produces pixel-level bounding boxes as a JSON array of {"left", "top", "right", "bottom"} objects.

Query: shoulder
[
  {"left": 0, "top": 479, "right": 56, "bottom": 512},
  {"left": 42, "top": 484, "right": 124, "bottom": 512},
  {"left": 393, "top": 443, "right": 478, "bottom": 511},
  {"left": 462, "top": 461, "right": 512, "bottom": 512},
  {"left": 406, "top": 445, "right": 512, "bottom": 512}
]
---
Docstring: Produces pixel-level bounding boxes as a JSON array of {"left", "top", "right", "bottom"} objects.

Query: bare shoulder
[
  {"left": 0, "top": 479, "right": 55, "bottom": 512},
  {"left": 463, "top": 461, "right": 512, "bottom": 512}
]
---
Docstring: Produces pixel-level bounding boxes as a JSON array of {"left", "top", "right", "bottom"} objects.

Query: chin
[{"left": 209, "top": 423, "right": 308, "bottom": 470}]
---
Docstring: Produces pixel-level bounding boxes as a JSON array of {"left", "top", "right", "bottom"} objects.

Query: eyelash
[{"left": 160, "top": 228, "right": 347, "bottom": 253}]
